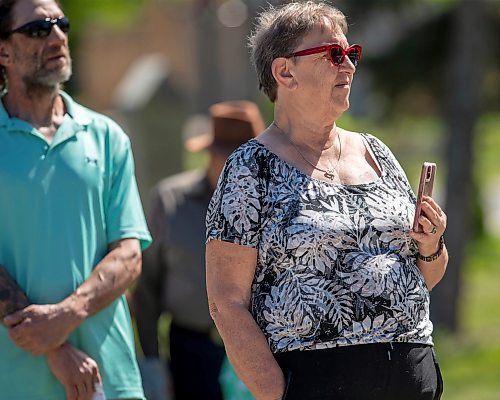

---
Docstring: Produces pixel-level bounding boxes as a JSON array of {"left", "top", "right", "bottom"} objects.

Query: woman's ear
[{"left": 271, "top": 57, "right": 297, "bottom": 91}]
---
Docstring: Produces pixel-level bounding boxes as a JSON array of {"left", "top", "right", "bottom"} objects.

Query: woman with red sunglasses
[{"left": 206, "top": 2, "right": 448, "bottom": 399}]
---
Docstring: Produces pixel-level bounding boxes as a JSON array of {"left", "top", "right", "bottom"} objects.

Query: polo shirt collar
[
  {"left": 0, "top": 91, "right": 94, "bottom": 146},
  {"left": 50, "top": 91, "right": 93, "bottom": 147},
  {"left": 0, "top": 96, "right": 33, "bottom": 133},
  {"left": 59, "top": 91, "right": 93, "bottom": 126}
]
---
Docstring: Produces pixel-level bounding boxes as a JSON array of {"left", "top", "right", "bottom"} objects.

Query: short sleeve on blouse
[{"left": 206, "top": 143, "right": 267, "bottom": 248}]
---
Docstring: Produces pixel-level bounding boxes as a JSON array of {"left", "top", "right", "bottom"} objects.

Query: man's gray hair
[
  {"left": 0, "top": 0, "right": 63, "bottom": 96},
  {"left": 0, "top": 0, "right": 17, "bottom": 95},
  {"left": 248, "top": 1, "right": 348, "bottom": 102}
]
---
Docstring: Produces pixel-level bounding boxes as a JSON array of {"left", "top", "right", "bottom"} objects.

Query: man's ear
[
  {"left": 271, "top": 57, "right": 297, "bottom": 91},
  {"left": 0, "top": 42, "right": 11, "bottom": 66}
]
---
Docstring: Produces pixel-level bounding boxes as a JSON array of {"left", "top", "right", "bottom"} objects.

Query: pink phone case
[{"left": 412, "top": 162, "right": 436, "bottom": 232}]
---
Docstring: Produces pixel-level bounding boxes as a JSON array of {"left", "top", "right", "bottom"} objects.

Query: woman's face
[{"left": 288, "top": 25, "right": 357, "bottom": 119}]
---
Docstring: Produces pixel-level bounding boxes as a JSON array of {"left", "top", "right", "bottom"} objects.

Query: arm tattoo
[{"left": 0, "top": 266, "right": 30, "bottom": 322}]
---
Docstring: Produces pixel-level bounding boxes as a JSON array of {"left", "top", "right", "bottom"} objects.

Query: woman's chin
[{"left": 330, "top": 100, "right": 350, "bottom": 116}]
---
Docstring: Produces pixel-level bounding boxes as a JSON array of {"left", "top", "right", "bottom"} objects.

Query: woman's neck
[{"left": 273, "top": 103, "right": 340, "bottom": 152}]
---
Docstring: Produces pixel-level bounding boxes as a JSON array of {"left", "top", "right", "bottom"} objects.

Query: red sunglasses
[{"left": 291, "top": 44, "right": 362, "bottom": 67}]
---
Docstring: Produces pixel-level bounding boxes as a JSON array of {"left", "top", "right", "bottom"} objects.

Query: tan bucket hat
[{"left": 184, "top": 100, "right": 265, "bottom": 152}]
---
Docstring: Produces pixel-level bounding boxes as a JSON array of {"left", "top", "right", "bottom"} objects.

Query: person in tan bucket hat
[
  {"left": 135, "top": 101, "right": 265, "bottom": 400},
  {"left": 185, "top": 100, "right": 266, "bottom": 152}
]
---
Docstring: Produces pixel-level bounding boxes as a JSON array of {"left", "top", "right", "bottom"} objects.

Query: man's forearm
[
  {"left": 3, "top": 239, "right": 142, "bottom": 355},
  {"left": 61, "top": 238, "right": 142, "bottom": 324},
  {"left": 0, "top": 267, "right": 102, "bottom": 394},
  {"left": 0, "top": 266, "right": 30, "bottom": 322}
]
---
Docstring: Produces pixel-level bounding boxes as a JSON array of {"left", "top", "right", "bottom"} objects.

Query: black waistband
[{"left": 275, "top": 342, "right": 432, "bottom": 364}]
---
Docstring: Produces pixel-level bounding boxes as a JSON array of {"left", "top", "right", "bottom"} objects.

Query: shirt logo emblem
[{"left": 85, "top": 156, "right": 98, "bottom": 166}]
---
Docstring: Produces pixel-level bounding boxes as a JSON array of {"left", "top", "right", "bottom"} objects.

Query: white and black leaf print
[
  {"left": 206, "top": 134, "right": 433, "bottom": 353},
  {"left": 221, "top": 167, "right": 261, "bottom": 235}
]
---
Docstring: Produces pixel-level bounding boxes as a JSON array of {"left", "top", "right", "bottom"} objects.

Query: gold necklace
[{"left": 273, "top": 122, "right": 342, "bottom": 181}]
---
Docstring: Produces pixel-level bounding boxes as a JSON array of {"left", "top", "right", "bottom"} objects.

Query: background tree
[{"left": 435, "top": 0, "right": 489, "bottom": 331}]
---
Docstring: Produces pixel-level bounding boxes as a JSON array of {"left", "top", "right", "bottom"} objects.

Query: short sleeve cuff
[{"left": 108, "top": 229, "right": 152, "bottom": 251}]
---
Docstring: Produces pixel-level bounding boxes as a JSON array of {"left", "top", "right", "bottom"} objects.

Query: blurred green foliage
[
  {"left": 475, "top": 114, "right": 500, "bottom": 183},
  {"left": 60, "top": 0, "right": 145, "bottom": 32},
  {"left": 435, "top": 234, "right": 500, "bottom": 400}
]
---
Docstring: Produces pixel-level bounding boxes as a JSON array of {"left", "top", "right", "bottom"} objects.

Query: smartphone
[{"left": 412, "top": 162, "right": 436, "bottom": 233}]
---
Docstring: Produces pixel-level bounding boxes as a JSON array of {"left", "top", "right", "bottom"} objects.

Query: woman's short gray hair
[{"left": 248, "top": 1, "right": 348, "bottom": 102}]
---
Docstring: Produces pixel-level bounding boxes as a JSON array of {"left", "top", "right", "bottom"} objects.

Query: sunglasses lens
[
  {"left": 347, "top": 48, "right": 360, "bottom": 66},
  {"left": 58, "top": 17, "right": 70, "bottom": 33},
  {"left": 23, "top": 21, "right": 52, "bottom": 38},
  {"left": 330, "top": 47, "right": 344, "bottom": 65}
]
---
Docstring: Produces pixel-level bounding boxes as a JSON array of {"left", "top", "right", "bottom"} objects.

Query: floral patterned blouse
[{"left": 206, "top": 134, "right": 433, "bottom": 353}]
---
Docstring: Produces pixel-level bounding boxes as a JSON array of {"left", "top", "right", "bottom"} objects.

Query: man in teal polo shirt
[{"left": 0, "top": 0, "right": 151, "bottom": 399}]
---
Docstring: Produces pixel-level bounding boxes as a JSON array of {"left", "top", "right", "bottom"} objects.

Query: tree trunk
[
  {"left": 431, "top": 0, "right": 487, "bottom": 331},
  {"left": 195, "top": 0, "right": 222, "bottom": 112}
]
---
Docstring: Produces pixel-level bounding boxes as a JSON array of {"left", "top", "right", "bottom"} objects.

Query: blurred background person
[
  {"left": 206, "top": 2, "right": 448, "bottom": 399},
  {"left": 135, "top": 100, "right": 265, "bottom": 400}
]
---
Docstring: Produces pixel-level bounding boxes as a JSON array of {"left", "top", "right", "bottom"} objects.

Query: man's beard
[{"left": 24, "top": 57, "right": 73, "bottom": 92}]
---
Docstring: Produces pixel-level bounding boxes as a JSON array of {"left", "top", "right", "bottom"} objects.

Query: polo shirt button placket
[{"left": 41, "top": 144, "right": 49, "bottom": 160}]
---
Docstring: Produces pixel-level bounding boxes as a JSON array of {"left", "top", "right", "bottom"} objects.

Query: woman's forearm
[
  {"left": 210, "top": 301, "right": 285, "bottom": 400},
  {"left": 417, "top": 246, "right": 449, "bottom": 291},
  {"left": 205, "top": 240, "right": 283, "bottom": 398}
]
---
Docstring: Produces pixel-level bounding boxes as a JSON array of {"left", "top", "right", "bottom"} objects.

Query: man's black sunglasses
[{"left": 8, "top": 16, "right": 70, "bottom": 38}]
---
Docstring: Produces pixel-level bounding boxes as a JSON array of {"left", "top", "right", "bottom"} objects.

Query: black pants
[
  {"left": 275, "top": 343, "right": 443, "bottom": 400},
  {"left": 169, "top": 322, "right": 225, "bottom": 400}
]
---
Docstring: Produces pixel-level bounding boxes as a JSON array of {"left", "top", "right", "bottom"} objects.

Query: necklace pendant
[{"left": 324, "top": 168, "right": 335, "bottom": 180}]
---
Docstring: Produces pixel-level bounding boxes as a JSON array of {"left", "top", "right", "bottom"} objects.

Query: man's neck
[{"left": 2, "top": 85, "right": 66, "bottom": 142}]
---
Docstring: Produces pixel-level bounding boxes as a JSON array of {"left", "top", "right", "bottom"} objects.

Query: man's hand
[
  {"left": 47, "top": 343, "right": 102, "bottom": 400},
  {"left": 4, "top": 303, "right": 81, "bottom": 355}
]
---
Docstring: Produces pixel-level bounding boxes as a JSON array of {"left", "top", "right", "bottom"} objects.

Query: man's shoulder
[{"left": 155, "top": 169, "right": 206, "bottom": 198}]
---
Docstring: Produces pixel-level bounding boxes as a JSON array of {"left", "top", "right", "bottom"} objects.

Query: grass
[{"left": 435, "top": 235, "right": 500, "bottom": 399}]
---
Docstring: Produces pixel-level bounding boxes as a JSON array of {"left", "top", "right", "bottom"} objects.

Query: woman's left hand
[{"left": 409, "top": 196, "right": 447, "bottom": 256}]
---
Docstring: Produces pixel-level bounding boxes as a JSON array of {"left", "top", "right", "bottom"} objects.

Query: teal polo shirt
[{"left": 0, "top": 92, "right": 151, "bottom": 400}]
